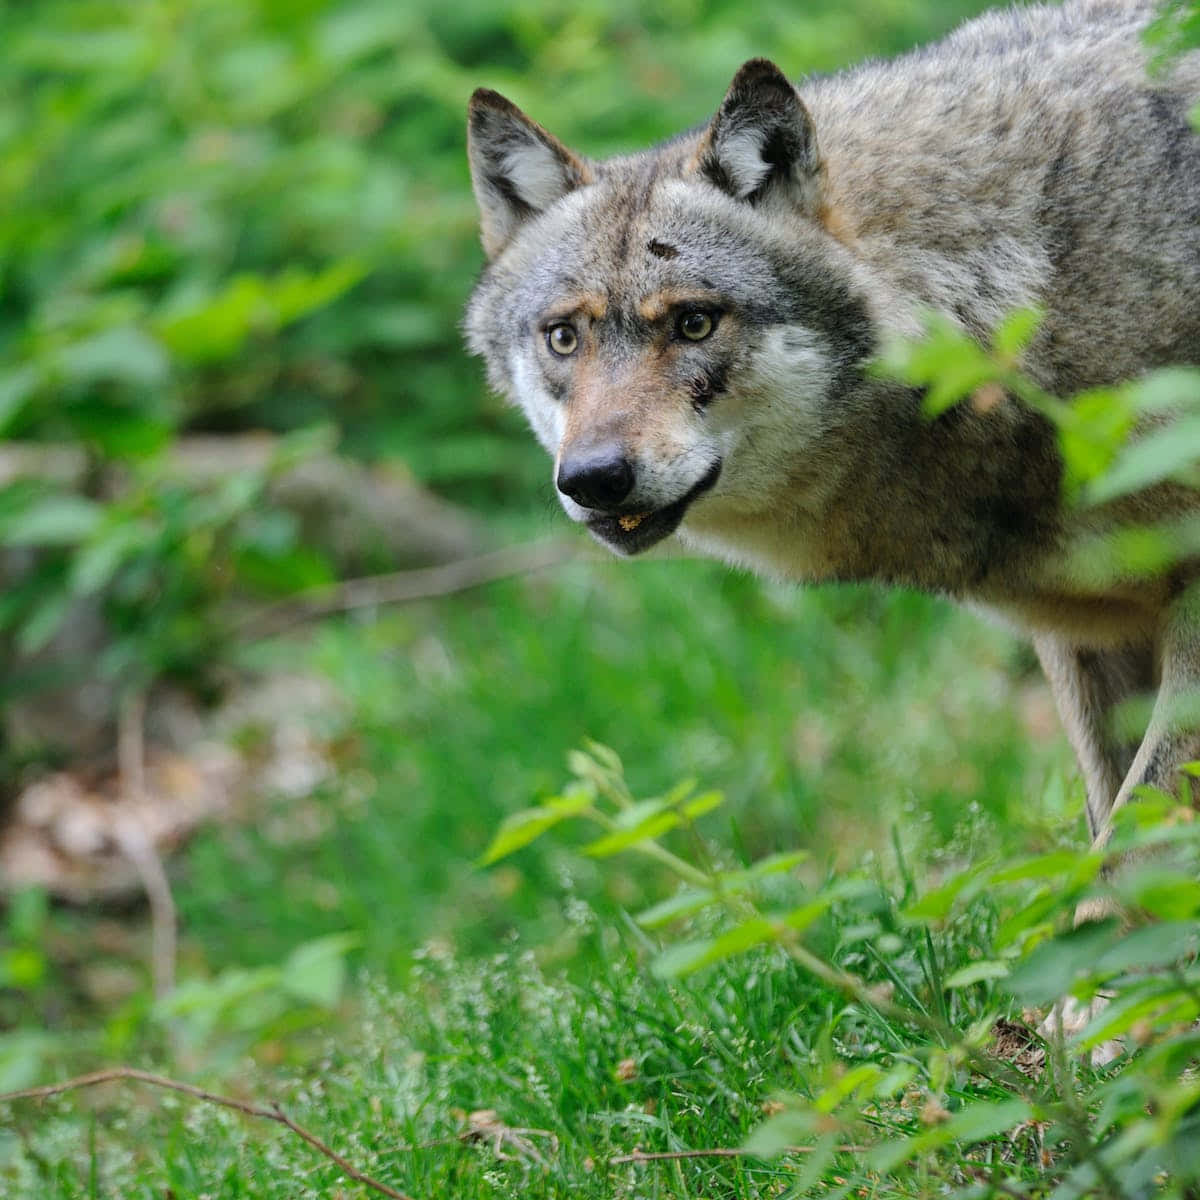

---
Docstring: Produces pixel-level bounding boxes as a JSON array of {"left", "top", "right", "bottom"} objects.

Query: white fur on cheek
[
  {"left": 738, "top": 326, "right": 834, "bottom": 436},
  {"left": 701, "top": 324, "right": 837, "bottom": 515},
  {"left": 509, "top": 351, "right": 566, "bottom": 454},
  {"left": 503, "top": 141, "right": 568, "bottom": 211}
]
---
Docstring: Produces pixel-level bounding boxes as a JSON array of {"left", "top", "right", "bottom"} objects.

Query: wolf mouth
[{"left": 585, "top": 460, "right": 722, "bottom": 555}]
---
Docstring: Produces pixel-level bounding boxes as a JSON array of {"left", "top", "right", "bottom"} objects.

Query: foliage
[
  {"left": 6, "top": 742, "right": 1197, "bottom": 1197},
  {"left": 480, "top": 744, "right": 1200, "bottom": 1197},
  {"left": 0, "top": 0, "right": 993, "bottom": 484},
  {"left": 155, "top": 931, "right": 360, "bottom": 1062},
  {"left": 0, "top": 425, "right": 335, "bottom": 724}
]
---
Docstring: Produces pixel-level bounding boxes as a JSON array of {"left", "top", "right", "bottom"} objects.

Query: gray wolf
[{"left": 464, "top": 0, "right": 1200, "bottom": 856}]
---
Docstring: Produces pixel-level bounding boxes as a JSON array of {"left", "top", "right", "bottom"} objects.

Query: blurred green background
[
  {"left": 2, "top": 0, "right": 1003, "bottom": 500},
  {"left": 0, "top": 0, "right": 1081, "bottom": 1080}
]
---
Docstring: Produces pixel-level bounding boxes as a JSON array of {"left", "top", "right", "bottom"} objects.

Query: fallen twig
[
  {"left": 242, "top": 540, "right": 586, "bottom": 637},
  {"left": 609, "top": 1143, "right": 867, "bottom": 1164},
  {"left": 0, "top": 1067, "right": 416, "bottom": 1200}
]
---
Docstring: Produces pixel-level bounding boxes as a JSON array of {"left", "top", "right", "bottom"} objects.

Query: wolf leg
[
  {"left": 1037, "top": 590, "right": 1200, "bottom": 1061},
  {"left": 1033, "top": 635, "right": 1156, "bottom": 841},
  {"left": 1035, "top": 635, "right": 1153, "bottom": 1062},
  {"left": 1099, "top": 582, "right": 1200, "bottom": 839}
]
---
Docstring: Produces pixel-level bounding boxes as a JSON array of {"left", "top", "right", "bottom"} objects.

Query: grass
[
  {"left": 5, "top": 900, "right": 1042, "bottom": 1199},
  {"left": 0, "top": 534, "right": 1091, "bottom": 1197},
  {"left": 176, "top": 549, "right": 1076, "bottom": 973}
]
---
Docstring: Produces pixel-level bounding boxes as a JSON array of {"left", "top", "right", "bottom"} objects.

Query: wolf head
[{"left": 464, "top": 61, "right": 875, "bottom": 560}]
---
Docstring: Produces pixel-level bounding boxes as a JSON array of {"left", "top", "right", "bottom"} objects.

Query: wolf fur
[{"left": 465, "top": 0, "right": 1200, "bottom": 850}]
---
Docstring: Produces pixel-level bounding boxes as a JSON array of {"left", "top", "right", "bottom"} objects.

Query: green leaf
[
  {"left": 935, "top": 1098, "right": 1036, "bottom": 1146},
  {"left": 680, "top": 790, "right": 723, "bottom": 819},
  {"left": 58, "top": 326, "right": 170, "bottom": 388},
  {"left": 566, "top": 747, "right": 623, "bottom": 794},
  {"left": 70, "top": 523, "right": 148, "bottom": 595},
  {"left": 581, "top": 739, "right": 623, "bottom": 774},
  {"left": 1078, "top": 981, "right": 1199, "bottom": 1051},
  {"left": 281, "top": 932, "right": 361, "bottom": 1008},
  {"left": 1085, "top": 414, "right": 1200, "bottom": 505},
  {"left": 873, "top": 1062, "right": 918, "bottom": 1099},
  {"left": 478, "top": 788, "right": 592, "bottom": 865},
  {"left": 271, "top": 260, "right": 366, "bottom": 326},
  {"left": 736, "top": 851, "right": 809, "bottom": 881},
  {"left": 0, "top": 945, "right": 45, "bottom": 989},
  {"left": 943, "top": 960, "right": 1010, "bottom": 989},
  {"left": 993, "top": 305, "right": 1042, "bottom": 358},
  {"left": 0, "top": 364, "right": 38, "bottom": 433},
  {"left": 634, "top": 851, "right": 809, "bottom": 929},
  {"left": 155, "top": 264, "right": 361, "bottom": 366},
  {"left": 924, "top": 358, "right": 997, "bottom": 418},
  {"left": 1125, "top": 367, "right": 1200, "bottom": 414},
  {"left": 634, "top": 887, "right": 717, "bottom": 929},
  {"left": 6, "top": 887, "right": 48, "bottom": 942},
  {"left": 1006, "top": 919, "right": 1122, "bottom": 1003},
  {"left": 583, "top": 811, "right": 679, "bottom": 856},
  {"left": 16, "top": 590, "right": 73, "bottom": 654},
  {"left": 1058, "top": 387, "right": 1137, "bottom": 488},
  {"left": 903, "top": 863, "right": 990, "bottom": 922},
  {"left": 814, "top": 1062, "right": 885, "bottom": 1113},
  {"left": 1119, "top": 872, "right": 1200, "bottom": 920},
  {"left": 0, "top": 1031, "right": 57, "bottom": 1093},
  {"left": 613, "top": 797, "right": 674, "bottom": 828},
  {"left": 1092, "top": 921, "right": 1199, "bottom": 975},
  {"left": 742, "top": 1106, "right": 824, "bottom": 1158},
  {"left": 783, "top": 878, "right": 877, "bottom": 934},
  {"left": 1, "top": 494, "right": 103, "bottom": 546},
  {"left": 651, "top": 917, "right": 778, "bottom": 978},
  {"left": 869, "top": 1099, "right": 1033, "bottom": 1172}
]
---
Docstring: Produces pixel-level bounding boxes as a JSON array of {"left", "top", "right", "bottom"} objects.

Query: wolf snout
[{"left": 556, "top": 447, "right": 635, "bottom": 510}]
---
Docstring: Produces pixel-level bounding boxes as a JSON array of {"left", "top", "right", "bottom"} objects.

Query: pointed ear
[
  {"left": 467, "top": 89, "right": 592, "bottom": 258},
  {"left": 697, "top": 59, "right": 821, "bottom": 213}
]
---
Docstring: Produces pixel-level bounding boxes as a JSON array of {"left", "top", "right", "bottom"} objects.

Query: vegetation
[{"left": 2, "top": 1, "right": 1200, "bottom": 1198}]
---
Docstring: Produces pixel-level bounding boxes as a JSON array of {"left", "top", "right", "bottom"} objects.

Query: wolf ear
[
  {"left": 698, "top": 59, "right": 821, "bottom": 213},
  {"left": 467, "top": 89, "right": 591, "bottom": 259}
]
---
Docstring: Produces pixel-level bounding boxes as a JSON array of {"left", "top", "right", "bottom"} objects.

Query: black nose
[{"left": 556, "top": 449, "right": 635, "bottom": 510}]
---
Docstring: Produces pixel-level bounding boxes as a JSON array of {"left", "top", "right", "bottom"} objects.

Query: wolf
[{"left": 465, "top": 0, "right": 1200, "bottom": 858}]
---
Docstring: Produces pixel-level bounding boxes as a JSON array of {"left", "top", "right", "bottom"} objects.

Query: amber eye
[
  {"left": 678, "top": 310, "right": 714, "bottom": 341},
  {"left": 546, "top": 323, "right": 578, "bottom": 356}
]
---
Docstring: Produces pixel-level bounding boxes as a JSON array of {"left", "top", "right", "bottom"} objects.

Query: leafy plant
[
  {"left": 154, "top": 932, "right": 360, "bottom": 1062},
  {"left": 0, "top": 424, "right": 337, "bottom": 755},
  {"left": 484, "top": 743, "right": 1200, "bottom": 1197}
]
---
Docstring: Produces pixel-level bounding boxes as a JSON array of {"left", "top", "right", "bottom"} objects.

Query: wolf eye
[
  {"left": 546, "top": 323, "right": 578, "bottom": 356},
  {"left": 677, "top": 310, "right": 715, "bottom": 341}
]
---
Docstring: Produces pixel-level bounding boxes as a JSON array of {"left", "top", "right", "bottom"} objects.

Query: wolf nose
[{"left": 556, "top": 450, "right": 635, "bottom": 510}]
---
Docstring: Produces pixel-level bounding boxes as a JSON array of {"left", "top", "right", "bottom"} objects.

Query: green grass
[
  {"left": 174, "top": 551, "right": 1075, "bottom": 974},
  {"left": 1, "top": 544, "right": 1088, "bottom": 1197},
  {"left": 6, "top": 548, "right": 1200, "bottom": 1197},
  {"left": 3, "top": 892, "right": 1044, "bottom": 1199}
]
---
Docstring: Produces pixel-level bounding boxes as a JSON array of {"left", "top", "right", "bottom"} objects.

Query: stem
[
  {"left": 115, "top": 690, "right": 177, "bottom": 1001},
  {"left": 635, "top": 839, "right": 714, "bottom": 889}
]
